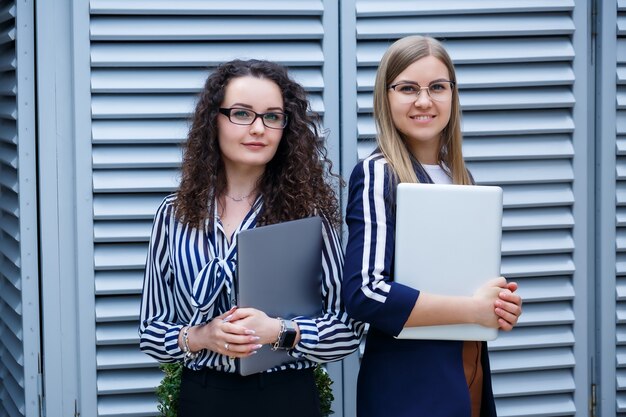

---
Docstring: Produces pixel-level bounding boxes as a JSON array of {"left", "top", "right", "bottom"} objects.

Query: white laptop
[{"left": 394, "top": 183, "right": 503, "bottom": 341}]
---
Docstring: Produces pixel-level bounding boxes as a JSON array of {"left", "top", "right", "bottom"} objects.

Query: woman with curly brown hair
[{"left": 139, "top": 59, "right": 363, "bottom": 416}]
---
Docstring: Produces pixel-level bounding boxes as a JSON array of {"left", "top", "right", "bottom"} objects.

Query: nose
[
  {"left": 414, "top": 88, "right": 432, "bottom": 107},
  {"left": 249, "top": 116, "right": 266, "bottom": 134}
]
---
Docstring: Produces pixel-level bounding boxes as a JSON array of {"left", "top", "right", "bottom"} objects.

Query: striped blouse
[{"left": 139, "top": 194, "right": 364, "bottom": 372}]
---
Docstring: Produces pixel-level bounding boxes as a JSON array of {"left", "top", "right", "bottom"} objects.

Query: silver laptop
[
  {"left": 394, "top": 183, "right": 502, "bottom": 341},
  {"left": 236, "top": 216, "right": 323, "bottom": 375}
]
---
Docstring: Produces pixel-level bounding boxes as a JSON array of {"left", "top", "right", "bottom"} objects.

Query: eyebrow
[
  {"left": 394, "top": 78, "right": 451, "bottom": 85},
  {"left": 229, "top": 102, "right": 285, "bottom": 112}
]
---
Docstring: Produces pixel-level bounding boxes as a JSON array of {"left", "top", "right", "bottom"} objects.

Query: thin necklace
[{"left": 225, "top": 192, "right": 254, "bottom": 202}]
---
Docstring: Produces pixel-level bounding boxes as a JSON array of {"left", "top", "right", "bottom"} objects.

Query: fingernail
[
  {"left": 245, "top": 329, "right": 256, "bottom": 335},
  {"left": 253, "top": 344, "right": 263, "bottom": 349},
  {"left": 222, "top": 315, "right": 233, "bottom": 322},
  {"left": 251, "top": 336, "right": 261, "bottom": 342},
  {"left": 250, "top": 350, "right": 258, "bottom": 355}
]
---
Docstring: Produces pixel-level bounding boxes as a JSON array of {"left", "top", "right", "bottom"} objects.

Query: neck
[
  {"left": 223, "top": 163, "right": 264, "bottom": 200},
  {"left": 407, "top": 138, "right": 440, "bottom": 165}
]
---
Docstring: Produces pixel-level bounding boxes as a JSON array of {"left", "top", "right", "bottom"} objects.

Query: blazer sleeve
[
  {"left": 342, "top": 158, "right": 420, "bottom": 336},
  {"left": 289, "top": 216, "right": 366, "bottom": 362},
  {"left": 138, "top": 197, "right": 185, "bottom": 362}
]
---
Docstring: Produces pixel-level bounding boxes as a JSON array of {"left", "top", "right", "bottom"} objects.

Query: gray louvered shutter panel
[
  {"left": 344, "top": 1, "right": 585, "bottom": 415},
  {"left": 89, "top": 1, "right": 338, "bottom": 415},
  {"left": 0, "top": 1, "right": 39, "bottom": 416},
  {"left": 615, "top": 1, "right": 626, "bottom": 415}
]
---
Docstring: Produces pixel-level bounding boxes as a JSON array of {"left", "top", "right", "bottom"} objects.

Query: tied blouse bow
[
  {"left": 191, "top": 255, "right": 237, "bottom": 314},
  {"left": 189, "top": 197, "right": 263, "bottom": 324}
]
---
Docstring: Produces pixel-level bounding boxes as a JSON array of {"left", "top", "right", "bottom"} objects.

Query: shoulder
[
  {"left": 159, "top": 193, "right": 177, "bottom": 210},
  {"left": 154, "top": 193, "right": 178, "bottom": 220},
  {"left": 349, "top": 153, "right": 391, "bottom": 185},
  {"left": 347, "top": 154, "right": 397, "bottom": 211}
]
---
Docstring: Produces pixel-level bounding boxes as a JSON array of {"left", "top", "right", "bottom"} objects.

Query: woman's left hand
[
  {"left": 228, "top": 308, "right": 282, "bottom": 345},
  {"left": 494, "top": 281, "right": 522, "bottom": 331}
]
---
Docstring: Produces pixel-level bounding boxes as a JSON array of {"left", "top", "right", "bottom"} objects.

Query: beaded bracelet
[{"left": 182, "top": 326, "right": 198, "bottom": 361}]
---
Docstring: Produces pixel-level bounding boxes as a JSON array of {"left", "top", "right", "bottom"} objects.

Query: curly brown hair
[{"left": 174, "top": 59, "right": 342, "bottom": 229}]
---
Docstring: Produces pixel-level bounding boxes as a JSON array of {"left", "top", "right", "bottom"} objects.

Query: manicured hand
[
  {"left": 188, "top": 307, "right": 262, "bottom": 358},
  {"left": 228, "top": 308, "right": 283, "bottom": 345}
]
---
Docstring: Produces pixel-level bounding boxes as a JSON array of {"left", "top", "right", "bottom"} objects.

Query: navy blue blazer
[{"left": 342, "top": 153, "right": 497, "bottom": 417}]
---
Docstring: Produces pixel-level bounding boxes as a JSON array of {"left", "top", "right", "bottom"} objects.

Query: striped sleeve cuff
[
  {"left": 290, "top": 316, "right": 319, "bottom": 358},
  {"left": 164, "top": 324, "right": 185, "bottom": 358}
]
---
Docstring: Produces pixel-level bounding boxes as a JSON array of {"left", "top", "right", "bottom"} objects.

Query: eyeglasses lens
[
  {"left": 227, "top": 108, "right": 286, "bottom": 129},
  {"left": 391, "top": 82, "right": 453, "bottom": 103}
]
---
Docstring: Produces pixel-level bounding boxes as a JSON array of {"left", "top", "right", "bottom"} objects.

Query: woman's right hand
[
  {"left": 472, "top": 277, "right": 509, "bottom": 328},
  {"left": 184, "top": 307, "right": 263, "bottom": 358}
]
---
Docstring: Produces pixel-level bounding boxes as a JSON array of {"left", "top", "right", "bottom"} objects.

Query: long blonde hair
[{"left": 373, "top": 35, "right": 471, "bottom": 185}]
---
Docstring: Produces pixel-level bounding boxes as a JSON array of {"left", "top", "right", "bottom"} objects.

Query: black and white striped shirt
[{"left": 139, "top": 194, "right": 364, "bottom": 372}]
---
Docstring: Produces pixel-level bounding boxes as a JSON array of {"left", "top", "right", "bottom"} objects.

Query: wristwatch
[
  {"left": 279, "top": 319, "right": 297, "bottom": 349},
  {"left": 272, "top": 318, "right": 297, "bottom": 350}
]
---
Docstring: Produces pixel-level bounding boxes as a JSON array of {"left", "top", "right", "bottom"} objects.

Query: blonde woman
[{"left": 342, "top": 36, "right": 523, "bottom": 417}]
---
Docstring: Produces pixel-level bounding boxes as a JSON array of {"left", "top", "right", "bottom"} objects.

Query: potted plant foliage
[{"left": 155, "top": 362, "right": 334, "bottom": 417}]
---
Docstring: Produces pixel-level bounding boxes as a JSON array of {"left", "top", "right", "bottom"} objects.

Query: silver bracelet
[
  {"left": 182, "top": 326, "right": 198, "bottom": 361},
  {"left": 271, "top": 318, "right": 285, "bottom": 351}
]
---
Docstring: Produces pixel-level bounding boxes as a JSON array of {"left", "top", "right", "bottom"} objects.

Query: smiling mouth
[{"left": 410, "top": 115, "right": 434, "bottom": 120}]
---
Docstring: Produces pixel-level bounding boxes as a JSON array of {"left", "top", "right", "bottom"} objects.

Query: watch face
[
  {"left": 282, "top": 328, "right": 297, "bottom": 349},
  {"left": 280, "top": 320, "right": 297, "bottom": 349}
]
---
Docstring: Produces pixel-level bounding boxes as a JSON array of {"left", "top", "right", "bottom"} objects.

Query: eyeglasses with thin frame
[
  {"left": 219, "top": 107, "right": 288, "bottom": 129},
  {"left": 388, "top": 80, "right": 455, "bottom": 103}
]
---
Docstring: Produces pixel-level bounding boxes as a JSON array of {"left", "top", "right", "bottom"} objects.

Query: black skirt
[{"left": 178, "top": 366, "right": 322, "bottom": 417}]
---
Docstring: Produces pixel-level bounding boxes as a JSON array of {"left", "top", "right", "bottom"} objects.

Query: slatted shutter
[
  {"left": 0, "top": 0, "right": 39, "bottom": 416},
  {"left": 342, "top": 1, "right": 589, "bottom": 415},
  {"left": 601, "top": 1, "right": 625, "bottom": 416},
  {"left": 617, "top": 2, "right": 626, "bottom": 414},
  {"left": 88, "top": 1, "right": 339, "bottom": 415}
]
